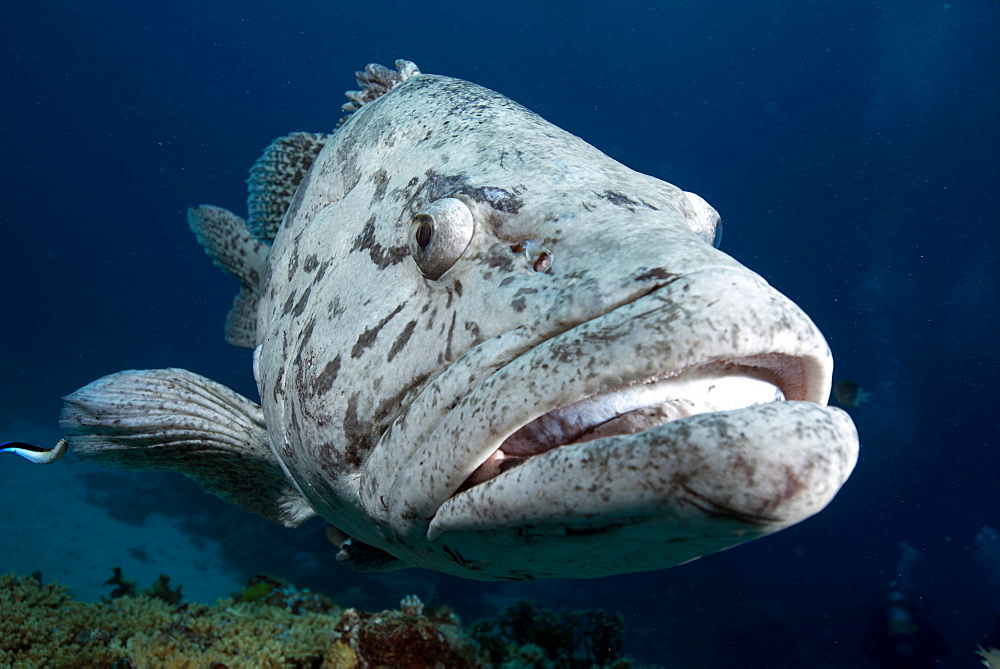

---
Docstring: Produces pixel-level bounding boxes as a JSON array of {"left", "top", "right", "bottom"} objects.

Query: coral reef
[
  {"left": 103, "top": 566, "right": 184, "bottom": 605},
  {"left": 326, "top": 603, "right": 479, "bottom": 668},
  {"left": 1, "top": 571, "right": 342, "bottom": 667},
  {"left": 471, "top": 599, "right": 631, "bottom": 668},
  {"left": 1, "top": 570, "right": 637, "bottom": 668}
]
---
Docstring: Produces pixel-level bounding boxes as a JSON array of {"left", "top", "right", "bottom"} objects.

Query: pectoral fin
[{"left": 59, "top": 368, "right": 315, "bottom": 528}]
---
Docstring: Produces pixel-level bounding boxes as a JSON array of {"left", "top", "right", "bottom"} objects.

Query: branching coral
[
  {"left": 1, "top": 571, "right": 340, "bottom": 667},
  {"left": 2, "top": 571, "right": 637, "bottom": 668},
  {"left": 1, "top": 572, "right": 484, "bottom": 668},
  {"left": 471, "top": 600, "right": 632, "bottom": 668}
]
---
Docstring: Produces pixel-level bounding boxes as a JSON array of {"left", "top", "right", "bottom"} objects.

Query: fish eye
[{"left": 409, "top": 197, "right": 475, "bottom": 280}]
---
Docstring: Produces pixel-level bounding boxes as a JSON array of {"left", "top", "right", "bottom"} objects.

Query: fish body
[{"left": 58, "top": 61, "right": 858, "bottom": 580}]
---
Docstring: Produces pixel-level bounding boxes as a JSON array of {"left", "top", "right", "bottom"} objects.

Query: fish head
[{"left": 255, "top": 73, "right": 858, "bottom": 579}]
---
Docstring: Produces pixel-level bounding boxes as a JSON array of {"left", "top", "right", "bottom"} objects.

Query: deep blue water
[{"left": 2, "top": 1, "right": 998, "bottom": 666}]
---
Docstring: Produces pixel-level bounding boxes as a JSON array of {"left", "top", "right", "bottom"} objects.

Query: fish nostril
[{"left": 511, "top": 239, "right": 553, "bottom": 273}]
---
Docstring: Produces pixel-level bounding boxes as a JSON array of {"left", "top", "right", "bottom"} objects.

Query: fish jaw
[
  {"left": 428, "top": 402, "right": 857, "bottom": 578},
  {"left": 427, "top": 402, "right": 856, "bottom": 579},
  {"left": 368, "top": 267, "right": 858, "bottom": 577}
]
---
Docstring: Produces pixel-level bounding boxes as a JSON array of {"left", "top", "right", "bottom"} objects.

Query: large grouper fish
[{"left": 40, "top": 60, "right": 857, "bottom": 580}]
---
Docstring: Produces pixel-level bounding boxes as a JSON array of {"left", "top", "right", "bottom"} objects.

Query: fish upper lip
[
  {"left": 376, "top": 267, "right": 833, "bottom": 540},
  {"left": 456, "top": 353, "right": 802, "bottom": 491}
]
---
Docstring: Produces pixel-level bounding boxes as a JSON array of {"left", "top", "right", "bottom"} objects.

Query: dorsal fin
[
  {"left": 243, "top": 61, "right": 420, "bottom": 243},
  {"left": 246, "top": 132, "right": 332, "bottom": 243},
  {"left": 341, "top": 59, "right": 421, "bottom": 115}
]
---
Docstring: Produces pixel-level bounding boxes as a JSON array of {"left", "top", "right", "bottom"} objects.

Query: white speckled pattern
[{"left": 63, "top": 61, "right": 859, "bottom": 580}]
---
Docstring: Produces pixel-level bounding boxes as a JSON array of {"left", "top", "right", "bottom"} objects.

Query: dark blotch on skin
[
  {"left": 445, "top": 312, "right": 457, "bottom": 361},
  {"left": 460, "top": 185, "right": 524, "bottom": 214},
  {"left": 313, "top": 354, "right": 342, "bottom": 395},
  {"left": 415, "top": 170, "right": 524, "bottom": 214},
  {"left": 352, "top": 304, "right": 404, "bottom": 358},
  {"left": 281, "top": 292, "right": 296, "bottom": 316},
  {"left": 272, "top": 368, "right": 284, "bottom": 403},
  {"left": 635, "top": 268, "right": 678, "bottom": 282},
  {"left": 372, "top": 372, "right": 430, "bottom": 435},
  {"left": 598, "top": 191, "right": 657, "bottom": 211},
  {"left": 351, "top": 215, "right": 409, "bottom": 269},
  {"left": 387, "top": 320, "right": 417, "bottom": 363},
  {"left": 315, "top": 260, "right": 331, "bottom": 282},
  {"left": 291, "top": 286, "right": 311, "bottom": 317},
  {"left": 371, "top": 169, "right": 389, "bottom": 203},
  {"left": 411, "top": 170, "right": 465, "bottom": 204},
  {"left": 303, "top": 254, "right": 319, "bottom": 272},
  {"left": 341, "top": 394, "right": 366, "bottom": 468},
  {"left": 316, "top": 441, "right": 340, "bottom": 473},
  {"left": 282, "top": 168, "right": 313, "bottom": 230},
  {"left": 335, "top": 372, "right": 432, "bottom": 476},
  {"left": 771, "top": 466, "right": 807, "bottom": 511},
  {"left": 300, "top": 318, "right": 316, "bottom": 347},
  {"left": 463, "top": 320, "right": 482, "bottom": 343},
  {"left": 485, "top": 250, "right": 515, "bottom": 272}
]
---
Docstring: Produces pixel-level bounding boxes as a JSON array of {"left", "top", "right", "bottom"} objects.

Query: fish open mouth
[
  {"left": 375, "top": 267, "right": 854, "bottom": 551},
  {"left": 457, "top": 353, "right": 799, "bottom": 491}
]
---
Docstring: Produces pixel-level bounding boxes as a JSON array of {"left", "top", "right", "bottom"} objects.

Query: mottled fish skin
[
  {"left": 54, "top": 61, "right": 857, "bottom": 580},
  {"left": 248, "top": 66, "right": 858, "bottom": 578}
]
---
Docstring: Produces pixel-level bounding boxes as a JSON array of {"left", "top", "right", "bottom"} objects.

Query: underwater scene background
[{"left": 2, "top": 0, "right": 998, "bottom": 666}]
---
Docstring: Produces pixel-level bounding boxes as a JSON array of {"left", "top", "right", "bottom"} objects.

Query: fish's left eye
[{"left": 409, "top": 197, "right": 475, "bottom": 280}]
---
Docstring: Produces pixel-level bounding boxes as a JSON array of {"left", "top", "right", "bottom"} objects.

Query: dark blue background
[{"left": 2, "top": 0, "right": 998, "bottom": 665}]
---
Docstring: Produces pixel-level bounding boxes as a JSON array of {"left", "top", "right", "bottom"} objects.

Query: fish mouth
[
  {"left": 457, "top": 355, "right": 796, "bottom": 492},
  {"left": 374, "top": 267, "right": 857, "bottom": 559}
]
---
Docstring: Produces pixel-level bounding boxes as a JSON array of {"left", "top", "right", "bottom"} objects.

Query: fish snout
[{"left": 393, "top": 266, "right": 842, "bottom": 527}]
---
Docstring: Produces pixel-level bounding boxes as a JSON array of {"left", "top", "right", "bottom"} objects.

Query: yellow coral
[
  {"left": 0, "top": 572, "right": 338, "bottom": 668},
  {"left": 322, "top": 640, "right": 360, "bottom": 669},
  {"left": 1, "top": 573, "right": 490, "bottom": 668}
]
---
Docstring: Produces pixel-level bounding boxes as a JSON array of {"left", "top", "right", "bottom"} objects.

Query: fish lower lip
[
  {"left": 460, "top": 357, "right": 791, "bottom": 489},
  {"left": 429, "top": 402, "right": 859, "bottom": 553}
]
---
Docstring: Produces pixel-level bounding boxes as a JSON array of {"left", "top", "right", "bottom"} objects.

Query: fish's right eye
[{"left": 409, "top": 197, "right": 475, "bottom": 280}]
